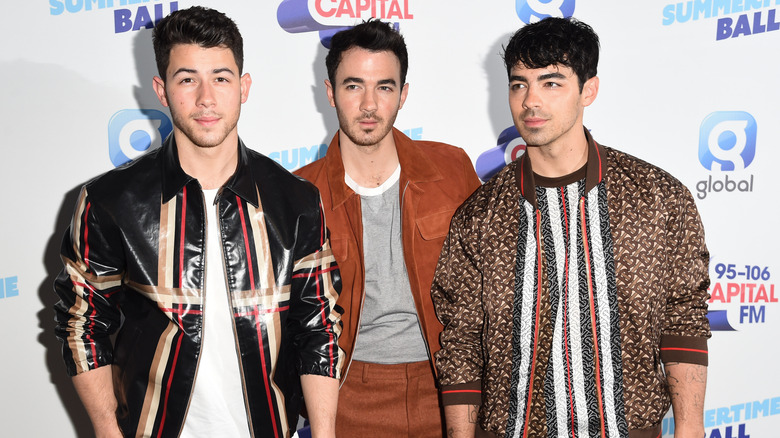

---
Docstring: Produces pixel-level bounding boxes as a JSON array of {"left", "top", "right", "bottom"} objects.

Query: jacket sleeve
[
  {"left": 289, "top": 198, "right": 344, "bottom": 379},
  {"left": 53, "top": 187, "right": 125, "bottom": 376},
  {"left": 432, "top": 206, "right": 485, "bottom": 406},
  {"left": 660, "top": 183, "right": 711, "bottom": 366}
]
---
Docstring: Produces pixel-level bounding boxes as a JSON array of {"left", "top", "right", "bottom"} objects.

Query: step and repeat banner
[{"left": 1, "top": 1, "right": 777, "bottom": 436}]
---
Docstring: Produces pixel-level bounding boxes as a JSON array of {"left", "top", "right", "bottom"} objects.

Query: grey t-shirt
[{"left": 346, "top": 166, "right": 429, "bottom": 364}]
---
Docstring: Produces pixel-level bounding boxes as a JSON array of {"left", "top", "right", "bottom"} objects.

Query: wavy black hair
[{"left": 503, "top": 17, "right": 599, "bottom": 90}]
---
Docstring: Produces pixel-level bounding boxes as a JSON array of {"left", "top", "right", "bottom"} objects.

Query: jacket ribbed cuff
[
  {"left": 440, "top": 381, "right": 482, "bottom": 406},
  {"left": 660, "top": 334, "right": 708, "bottom": 365}
]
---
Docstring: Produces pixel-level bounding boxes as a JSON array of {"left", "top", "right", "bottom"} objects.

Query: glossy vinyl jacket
[{"left": 54, "top": 136, "right": 343, "bottom": 438}]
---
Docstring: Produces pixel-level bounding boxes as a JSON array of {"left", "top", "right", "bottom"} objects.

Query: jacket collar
[
  {"left": 514, "top": 127, "right": 606, "bottom": 209},
  {"left": 160, "top": 134, "right": 259, "bottom": 207},
  {"left": 324, "top": 127, "right": 443, "bottom": 208}
]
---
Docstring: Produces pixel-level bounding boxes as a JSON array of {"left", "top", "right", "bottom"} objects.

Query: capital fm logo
[
  {"left": 516, "top": 0, "right": 575, "bottom": 23},
  {"left": 707, "top": 255, "right": 777, "bottom": 332},
  {"left": 695, "top": 111, "right": 757, "bottom": 199},
  {"left": 475, "top": 126, "right": 527, "bottom": 182},
  {"left": 108, "top": 109, "right": 173, "bottom": 167},
  {"left": 277, "top": 0, "right": 414, "bottom": 47}
]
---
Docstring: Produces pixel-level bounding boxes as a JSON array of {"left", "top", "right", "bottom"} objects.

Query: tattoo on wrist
[{"left": 468, "top": 405, "right": 478, "bottom": 424}]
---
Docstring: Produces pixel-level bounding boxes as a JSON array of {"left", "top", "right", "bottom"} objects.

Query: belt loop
[{"left": 362, "top": 361, "right": 370, "bottom": 383}]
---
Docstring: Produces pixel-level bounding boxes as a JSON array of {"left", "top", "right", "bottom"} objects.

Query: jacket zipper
[
  {"left": 179, "top": 189, "right": 255, "bottom": 437},
  {"left": 218, "top": 191, "right": 255, "bottom": 437},
  {"left": 179, "top": 187, "right": 207, "bottom": 438}
]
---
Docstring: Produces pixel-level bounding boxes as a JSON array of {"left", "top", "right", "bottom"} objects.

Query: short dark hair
[
  {"left": 152, "top": 6, "right": 244, "bottom": 81},
  {"left": 503, "top": 17, "right": 599, "bottom": 90},
  {"left": 326, "top": 19, "right": 408, "bottom": 85}
]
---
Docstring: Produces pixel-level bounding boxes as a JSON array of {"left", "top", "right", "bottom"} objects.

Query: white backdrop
[{"left": 1, "top": 1, "right": 778, "bottom": 437}]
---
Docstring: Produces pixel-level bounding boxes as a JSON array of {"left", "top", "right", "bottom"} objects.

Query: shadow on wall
[
  {"left": 37, "top": 28, "right": 164, "bottom": 438},
  {"left": 132, "top": 25, "right": 170, "bottom": 124},
  {"left": 485, "top": 31, "right": 516, "bottom": 144},
  {"left": 312, "top": 41, "right": 340, "bottom": 151},
  {"left": 38, "top": 183, "right": 94, "bottom": 438}
]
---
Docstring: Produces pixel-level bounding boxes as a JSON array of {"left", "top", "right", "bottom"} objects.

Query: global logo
[
  {"left": 108, "top": 109, "right": 173, "bottom": 167},
  {"left": 475, "top": 126, "right": 526, "bottom": 182},
  {"left": 516, "top": 0, "right": 576, "bottom": 23},
  {"left": 277, "top": 0, "right": 414, "bottom": 47},
  {"left": 698, "top": 111, "right": 757, "bottom": 171}
]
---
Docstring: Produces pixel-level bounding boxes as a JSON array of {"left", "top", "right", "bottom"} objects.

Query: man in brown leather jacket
[{"left": 295, "top": 19, "right": 481, "bottom": 438}]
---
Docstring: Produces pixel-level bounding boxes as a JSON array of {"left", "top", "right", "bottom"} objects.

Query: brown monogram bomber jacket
[{"left": 432, "top": 134, "right": 711, "bottom": 438}]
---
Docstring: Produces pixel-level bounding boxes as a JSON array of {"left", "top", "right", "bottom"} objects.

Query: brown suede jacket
[{"left": 295, "top": 128, "right": 481, "bottom": 380}]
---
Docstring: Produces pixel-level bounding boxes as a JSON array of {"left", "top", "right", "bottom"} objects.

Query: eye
[
  {"left": 509, "top": 83, "right": 526, "bottom": 91},
  {"left": 180, "top": 77, "right": 194, "bottom": 84},
  {"left": 378, "top": 85, "right": 394, "bottom": 92}
]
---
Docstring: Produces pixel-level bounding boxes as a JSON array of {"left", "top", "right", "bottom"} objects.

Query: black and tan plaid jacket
[{"left": 54, "top": 135, "right": 343, "bottom": 438}]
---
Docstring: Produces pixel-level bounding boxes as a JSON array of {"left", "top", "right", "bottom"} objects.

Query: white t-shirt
[{"left": 180, "top": 188, "right": 251, "bottom": 438}]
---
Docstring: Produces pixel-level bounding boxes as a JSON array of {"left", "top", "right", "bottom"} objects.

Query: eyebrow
[
  {"left": 171, "top": 67, "right": 236, "bottom": 77},
  {"left": 341, "top": 77, "right": 398, "bottom": 86},
  {"left": 509, "top": 72, "right": 568, "bottom": 82}
]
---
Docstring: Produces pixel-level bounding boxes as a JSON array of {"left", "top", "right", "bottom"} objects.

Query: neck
[
  {"left": 339, "top": 130, "right": 400, "bottom": 188},
  {"left": 175, "top": 131, "right": 239, "bottom": 190},
  {"left": 527, "top": 133, "right": 589, "bottom": 178}
]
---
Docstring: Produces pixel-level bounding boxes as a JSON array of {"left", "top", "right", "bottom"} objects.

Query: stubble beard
[
  {"left": 171, "top": 107, "right": 238, "bottom": 149},
  {"left": 516, "top": 109, "right": 551, "bottom": 148},
  {"left": 337, "top": 108, "right": 397, "bottom": 148}
]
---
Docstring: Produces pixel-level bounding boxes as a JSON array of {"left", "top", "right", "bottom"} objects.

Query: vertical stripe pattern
[{"left": 507, "top": 180, "right": 628, "bottom": 438}]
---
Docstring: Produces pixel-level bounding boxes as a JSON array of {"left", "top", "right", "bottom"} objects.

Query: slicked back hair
[{"left": 326, "top": 19, "right": 408, "bottom": 85}]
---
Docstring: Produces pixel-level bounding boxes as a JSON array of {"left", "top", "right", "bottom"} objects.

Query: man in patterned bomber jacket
[
  {"left": 432, "top": 18, "right": 710, "bottom": 438},
  {"left": 53, "top": 7, "right": 342, "bottom": 438}
]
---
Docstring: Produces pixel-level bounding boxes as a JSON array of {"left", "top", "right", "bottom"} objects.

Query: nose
[
  {"left": 359, "top": 88, "right": 377, "bottom": 113},
  {"left": 197, "top": 82, "right": 216, "bottom": 107},
  {"left": 522, "top": 84, "right": 541, "bottom": 110}
]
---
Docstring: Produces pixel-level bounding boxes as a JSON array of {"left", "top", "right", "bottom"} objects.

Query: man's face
[
  {"left": 153, "top": 44, "right": 251, "bottom": 150},
  {"left": 326, "top": 48, "right": 408, "bottom": 149},
  {"left": 508, "top": 63, "right": 597, "bottom": 150}
]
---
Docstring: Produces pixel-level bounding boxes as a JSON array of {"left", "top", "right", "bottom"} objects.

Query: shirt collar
[
  {"left": 514, "top": 127, "right": 606, "bottom": 209},
  {"left": 160, "top": 134, "right": 259, "bottom": 207}
]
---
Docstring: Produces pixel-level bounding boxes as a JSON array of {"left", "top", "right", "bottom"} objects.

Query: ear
[
  {"left": 581, "top": 76, "right": 599, "bottom": 107},
  {"left": 325, "top": 79, "right": 336, "bottom": 107},
  {"left": 153, "top": 76, "right": 169, "bottom": 107},
  {"left": 399, "top": 83, "right": 409, "bottom": 109},
  {"left": 240, "top": 73, "right": 252, "bottom": 104}
]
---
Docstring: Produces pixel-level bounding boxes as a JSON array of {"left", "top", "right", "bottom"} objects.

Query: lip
[
  {"left": 523, "top": 117, "right": 547, "bottom": 128},
  {"left": 195, "top": 117, "right": 220, "bottom": 127},
  {"left": 358, "top": 119, "right": 378, "bottom": 127}
]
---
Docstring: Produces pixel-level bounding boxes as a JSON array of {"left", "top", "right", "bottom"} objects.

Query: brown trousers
[{"left": 335, "top": 360, "right": 445, "bottom": 437}]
